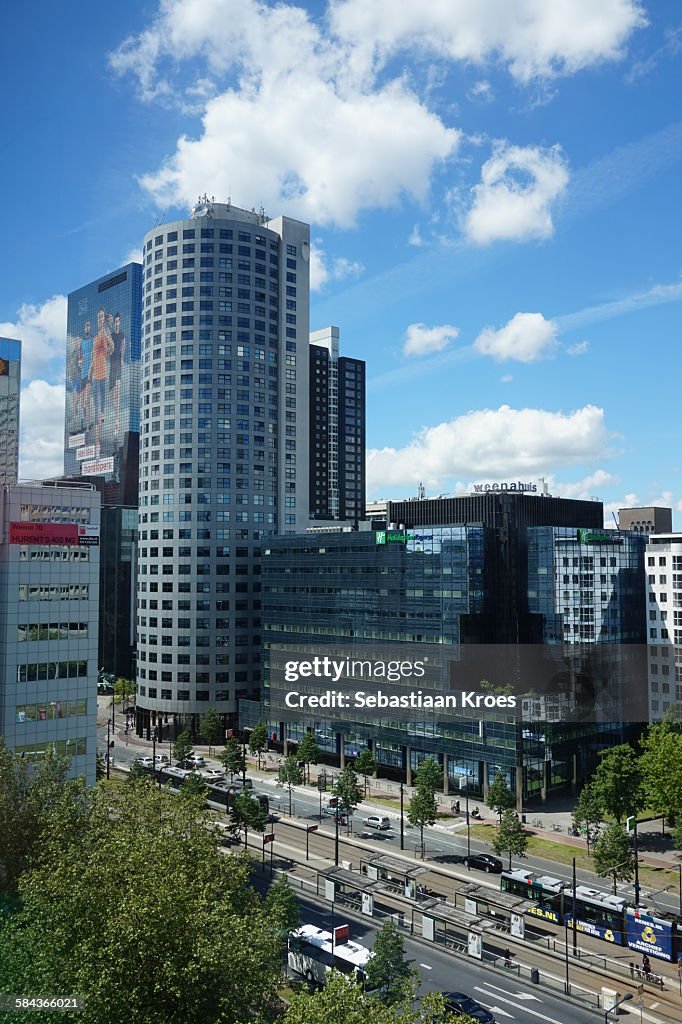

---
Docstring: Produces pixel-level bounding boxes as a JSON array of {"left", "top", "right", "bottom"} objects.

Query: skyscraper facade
[
  {"left": 309, "top": 326, "right": 365, "bottom": 523},
  {"left": 0, "top": 337, "right": 21, "bottom": 486},
  {"left": 135, "top": 200, "right": 310, "bottom": 738},
  {"left": 64, "top": 263, "right": 143, "bottom": 680}
]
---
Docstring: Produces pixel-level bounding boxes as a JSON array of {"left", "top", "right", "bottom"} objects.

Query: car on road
[
  {"left": 201, "top": 768, "right": 225, "bottom": 782},
  {"left": 322, "top": 805, "right": 348, "bottom": 823},
  {"left": 186, "top": 755, "right": 206, "bottom": 769},
  {"left": 155, "top": 754, "right": 169, "bottom": 765},
  {"left": 362, "top": 815, "right": 391, "bottom": 830},
  {"left": 136, "top": 756, "right": 155, "bottom": 768},
  {"left": 443, "top": 992, "right": 495, "bottom": 1023},
  {"left": 463, "top": 853, "right": 503, "bottom": 873}
]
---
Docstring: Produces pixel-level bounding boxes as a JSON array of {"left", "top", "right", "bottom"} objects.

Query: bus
[
  {"left": 140, "top": 764, "right": 270, "bottom": 817},
  {"left": 288, "top": 924, "right": 372, "bottom": 986}
]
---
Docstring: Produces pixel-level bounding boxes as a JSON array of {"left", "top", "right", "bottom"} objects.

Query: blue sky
[{"left": 1, "top": 0, "right": 681, "bottom": 521}]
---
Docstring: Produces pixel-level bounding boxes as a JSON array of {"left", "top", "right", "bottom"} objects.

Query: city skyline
[{"left": 1, "top": 1, "right": 681, "bottom": 521}]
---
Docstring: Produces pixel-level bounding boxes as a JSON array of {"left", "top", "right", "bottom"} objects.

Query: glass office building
[
  {"left": 0, "top": 337, "right": 21, "bottom": 486},
  {"left": 260, "top": 500, "right": 647, "bottom": 803},
  {"left": 135, "top": 200, "right": 310, "bottom": 739}
]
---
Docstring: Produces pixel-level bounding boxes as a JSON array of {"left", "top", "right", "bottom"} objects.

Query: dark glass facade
[
  {"left": 261, "top": 498, "right": 647, "bottom": 804},
  {"left": 99, "top": 506, "right": 138, "bottom": 679}
]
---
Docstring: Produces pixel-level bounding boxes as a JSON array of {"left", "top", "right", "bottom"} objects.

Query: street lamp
[
  {"left": 399, "top": 782, "right": 405, "bottom": 851},
  {"left": 106, "top": 719, "right": 111, "bottom": 780},
  {"left": 604, "top": 992, "right": 632, "bottom": 1024}
]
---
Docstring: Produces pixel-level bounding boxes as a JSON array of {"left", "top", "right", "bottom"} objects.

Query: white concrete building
[{"left": 645, "top": 533, "right": 682, "bottom": 721}]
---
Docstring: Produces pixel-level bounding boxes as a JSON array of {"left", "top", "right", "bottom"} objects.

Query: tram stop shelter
[
  {"left": 317, "top": 866, "right": 383, "bottom": 915},
  {"left": 359, "top": 854, "right": 431, "bottom": 900},
  {"left": 420, "top": 900, "right": 497, "bottom": 952},
  {"left": 451, "top": 882, "right": 530, "bottom": 938}
]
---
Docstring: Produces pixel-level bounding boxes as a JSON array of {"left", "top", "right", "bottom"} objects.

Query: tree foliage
[
  {"left": 354, "top": 749, "right": 377, "bottom": 794},
  {"left": 414, "top": 757, "right": 441, "bottom": 795},
  {"left": 231, "top": 791, "right": 266, "bottom": 849},
  {"left": 491, "top": 809, "right": 528, "bottom": 869},
  {"left": 640, "top": 720, "right": 682, "bottom": 824},
  {"left": 278, "top": 755, "right": 305, "bottom": 815},
  {"left": 364, "top": 920, "right": 416, "bottom": 1005},
  {"left": 572, "top": 781, "right": 603, "bottom": 848},
  {"left": 593, "top": 822, "right": 635, "bottom": 894},
  {"left": 488, "top": 771, "right": 515, "bottom": 823},
  {"left": 591, "top": 744, "right": 645, "bottom": 824},
  {"left": 172, "top": 730, "right": 194, "bottom": 767},
  {"left": 249, "top": 721, "right": 269, "bottom": 769},
  {"left": 0, "top": 741, "right": 85, "bottom": 894},
  {"left": 180, "top": 773, "right": 209, "bottom": 800},
  {"left": 333, "top": 765, "right": 363, "bottom": 825},
  {"left": 297, "top": 732, "right": 321, "bottom": 782},
  {"left": 0, "top": 782, "right": 282, "bottom": 1024},
  {"left": 407, "top": 786, "right": 438, "bottom": 858},
  {"left": 221, "top": 737, "right": 246, "bottom": 780},
  {"left": 113, "top": 677, "right": 135, "bottom": 706},
  {"left": 263, "top": 875, "right": 300, "bottom": 935},
  {"left": 282, "top": 971, "right": 462, "bottom": 1024},
  {"left": 199, "top": 708, "right": 222, "bottom": 756}
]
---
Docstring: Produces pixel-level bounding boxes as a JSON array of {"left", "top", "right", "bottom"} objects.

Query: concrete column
[
  {"left": 443, "top": 753, "right": 450, "bottom": 796},
  {"left": 283, "top": 737, "right": 289, "bottom": 757},
  {"left": 338, "top": 734, "right": 345, "bottom": 769},
  {"left": 570, "top": 753, "right": 578, "bottom": 796},
  {"left": 406, "top": 746, "right": 412, "bottom": 787},
  {"left": 541, "top": 761, "right": 550, "bottom": 803},
  {"left": 482, "top": 760, "right": 490, "bottom": 803}
]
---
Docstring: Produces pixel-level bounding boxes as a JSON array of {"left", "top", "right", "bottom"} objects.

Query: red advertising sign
[
  {"left": 9, "top": 522, "right": 79, "bottom": 546},
  {"left": 334, "top": 925, "right": 350, "bottom": 945}
]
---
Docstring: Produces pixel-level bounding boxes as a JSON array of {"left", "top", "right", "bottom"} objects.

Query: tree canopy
[
  {"left": 591, "top": 744, "right": 645, "bottom": 824},
  {"left": 593, "top": 823, "right": 635, "bottom": 895},
  {"left": 491, "top": 809, "right": 528, "bottom": 869},
  {"left": 487, "top": 771, "right": 515, "bottom": 823},
  {"left": 364, "top": 920, "right": 416, "bottom": 1005},
  {"left": 249, "top": 721, "right": 269, "bottom": 769}
]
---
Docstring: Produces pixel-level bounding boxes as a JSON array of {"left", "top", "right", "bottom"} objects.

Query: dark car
[
  {"left": 443, "top": 992, "right": 495, "bottom": 1023},
  {"left": 464, "top": 853, "right": 503, "bottom": 873}
]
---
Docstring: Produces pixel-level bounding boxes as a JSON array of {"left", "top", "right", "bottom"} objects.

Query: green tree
[
  {"left": 407, "top": 786, "right": 438, "bottom": 859},
  {"left": 591, "top": 744, "right": 645, "bottom": 823},
  {"left": 593, "top": 822, "right": 635, "bottom": 894},
  {"left": 249, "top": 721, "right": 269, "bottom": 770},
  {"left": 231, "top": 791, "right": 266, "bottom": 849},
  {"left": 0, "top": 741, "right": 84, "bottom": 894},
  {"left": 334, "top": 766, "right": 363, "bottom": 831},
  {"left": 263, "top": 875, "right": 300, "bottom": 934},
  {"left": 0, "top": 783, "right": 282, "bottom": 1024},
  {"left": 488, "top": 771, "right": 515, "bottom": 824},
  {"left": 180, "top": 773, "right": 209, "bottom": 801},
  {"left": 172, "top": 729, "right": 194, "bottom": 767},
  {"left": 640, "top": 720, "right": 682, "bottom": 825},
  {"left": 221, "top": 737, "right": 246, "bottom": 781},
  {"left": 278, "top": 754, "right": 305, "bottom": 815},
  {"left": 95, "top": 752, "right": 106, "bottom": 782},
  {"left": 113, "top": 676, "right": 135, "bottom": 707},
  {"left": 364, "top": 920, "right": 416, "bottom": 1005},
  {"left": 200, "top": 707, "right": 222, "bottom": 757},
  {"left": 572, "top": 782, "right": 603, "bottom": 854},
  {"left": 297, "top": 732, "right": 321, "bottom": 783},
  {"left": 282, "top": 971, "right": 462, "bottom": 1024},
  {"left": 126, "top": 760, "right": 148, "bottom": 785},
  {"left": 415, "top": 756, "right": 441, "bottom": 795},
  {"left": 491, "top": 809, "right": 528, "bottom": 869},
  {"left": 354, "top": 749, "right": 377, "bottom": 796}
]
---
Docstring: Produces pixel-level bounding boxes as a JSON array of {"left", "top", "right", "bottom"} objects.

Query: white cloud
[
  {"left": 408, "top": 225, "right": 424, "bottom": 247},
  {"left": 366, "top": 403, "right": 613, "bottom": 493},
  {"left": 310, "top": 243, "right": 364, "bottom": 291},
  {"left": 550, "top": 469, "right": 619, "bottom": 500},
  {"left": 0, "top": 295, "right": 67, "bottom": 383},
  {"left": 468, "top": 79, "right": 494, "bottom": 102},
  {"left": 464, "top": 142, "right": 569, "bottom": 244},
  {"left": 330, "top": 0, "right": 646, "bottom": 83},
  {"left": 500, "top": 374, "right": 513, "bottom": 383},
  {"left": 404, "top": 322, "right": 460, "bottom": 358},
  {"left": 474, "top": 311, "right": 558, "bottom": 363},
  {"left": 18, "top": 380, "right": 65, "bottom": 481},
  {"left": 567, "top": 340, "right": 590, "bottom": 356}
]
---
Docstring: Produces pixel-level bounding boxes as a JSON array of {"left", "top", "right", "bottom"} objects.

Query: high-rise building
[
  {"left": 258, "top": 494, "right": 647, "bottom": 803},
  {"left": 309, "top": 326, "right": 365, "bottom": 523},
  {"left": 645, "top": 533, "right": 682, "bottom": 721},
  {"left": 0, "top": 480, "right": 101, "bottom": 785},
  {"left": 619, "top": 506, "right": 672, "bottom": 534},
  {"left": 135, "top": 199, "right": 310, "bottom": 739},
  {"left": 63, "top": 263, "right": 143, "bottom": 680},
  {"left": 0, "top": 337, "right": 21, "bottom": 486}
]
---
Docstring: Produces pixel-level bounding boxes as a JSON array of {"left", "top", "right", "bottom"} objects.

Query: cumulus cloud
[
  {"left": 330, "top": 0, "right": 646, "bottom": 83},
  {"left": 474, "top": 311, "right": 559, "bottom": 363},
  {"left": 18, "top": 380, "right": 65, "bottom": 481},
  {"left": 404, "top": 322, "right": 460, "bottom": 358},
  {"left": 366, "top": 403, "right": 613, "bottom": 493},
  {"left": 310, "top": 243, "right": 364, "bottom": 291},
  {"left": 464, "top": 142, "right": 569, "bottom": 245},
  {"left": 550, "top": 469, "right": 619, "bottom": 500},
  {"left": 0, "top": 295, "right": 67, "bottom": 382}
]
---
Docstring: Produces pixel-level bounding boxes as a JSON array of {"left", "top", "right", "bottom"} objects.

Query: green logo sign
[
  {"left": 375, "top": 530, "right": 413, "bottom": 545},
  {"left": 375, "top": 531, "right": 386, "bottom": 545},
  {"left": 577, "top": 529, "right": 620, "bottom": 544}
]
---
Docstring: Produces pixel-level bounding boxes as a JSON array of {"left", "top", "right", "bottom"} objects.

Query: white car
[
  {"left": 136, "top": 756, "right": 155, "bottom": 768},
  {"left": 363, "top": 815, "right": 391, "bottom": 830},
  {"left": 186, "top": 755, "right": 207, "bottom": 769},
  {"left": 201, "top": 769, "right": 225, "bottom": 782}
]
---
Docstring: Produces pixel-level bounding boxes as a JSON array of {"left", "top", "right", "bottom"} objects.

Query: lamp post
[
  {"left": 106, "top": 719, "right": 111, "bottom": 780},
  {"left": 604, "top": 992, "right": 632, "bottom": 1024},
  {"left": 400, "top": 781, "right": 405, "bottom": 851},
  {"left": 626, "top": 816, "right": 641, "bottom": 908},
  {"left": 678, "top": 863, "right": 682, "bottom": 917},
  {"left": 334, "top": 807, "right": 340, "bottom": 867}
]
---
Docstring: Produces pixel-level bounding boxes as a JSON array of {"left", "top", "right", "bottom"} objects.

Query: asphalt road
[{"left": 282, "top": 891, "right": 601, "bottom": 1024}]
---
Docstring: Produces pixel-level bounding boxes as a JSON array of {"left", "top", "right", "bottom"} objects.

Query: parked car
[
  {"left": 463, "top": 854, "right": 503, "bottom": 873},
  {"left": 136, "top": 756, "right": 155, "bottom": 768},
  {"left": 230, "top": 778, "right": 253, "bottom": 790},
  {"left": 323, "top": 805, "right": 347, "bottom": 823},
  {"left": 154, "top": 754, "right": 169, "bottom": 765},
  {"left": 185, "top": 755, "right": 206, "bottom": 769},
  {"left": 362, "top": 815, "right": 391, "bottom": 830},
  {"left": 201, "top": 768, "right": 225, "bottom": 782},
  {"left": 443, "top": 992, "right": 495, "bottom": 1023}
]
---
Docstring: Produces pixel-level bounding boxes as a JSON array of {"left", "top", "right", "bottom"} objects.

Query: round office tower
[{"left": 135, "top": 199, "right": 310, "bottom": 739}]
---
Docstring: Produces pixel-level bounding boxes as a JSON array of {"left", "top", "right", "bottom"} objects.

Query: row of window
[
  {"left": 19, "top": 505, "right": 91, "bottom": 524},
  {"left": 18, "top": 547, "right": 90, "bottom": 562},
  {"left": 17, "top": 622, "right": 89, "bottom": 642},
  {"left": 137, "top": 686, "right": 249, "bottom": 702},
  {"left": 13, "top": 738, "right": 88, "bottom": 759},
  {"left": 15, "top": 700, "right": 88, "bottom": 723},
  {"left": 17, "top": 661, "right": 89, "bottom": 683},
  {"left": 18, "top": 584, "right": 90, "bottom": 601}
]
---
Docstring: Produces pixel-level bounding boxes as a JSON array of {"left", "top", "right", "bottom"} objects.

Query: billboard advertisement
[
  {"left": 64, "top": 264, "right": 142, "bottom": 502},
  {"left": 626, "top": 910, "right": 673, "bottom": 961}
]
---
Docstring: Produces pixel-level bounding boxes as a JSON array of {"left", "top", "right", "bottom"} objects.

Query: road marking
[
  {"left": 474, "top": 999, "right": 515, "bottom": 1019},
  {"left": 481, "top": 982, "right": 541, "bottom": 1001},
  {"left": 649, "top": 1002, "right": 659, "bottom": 1009},
  {"left": 419, "top": 963, "right": 432, "bottom": 970},
  {"left": 474, "top": 988, "right": 564, "bottom": 1024}
]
